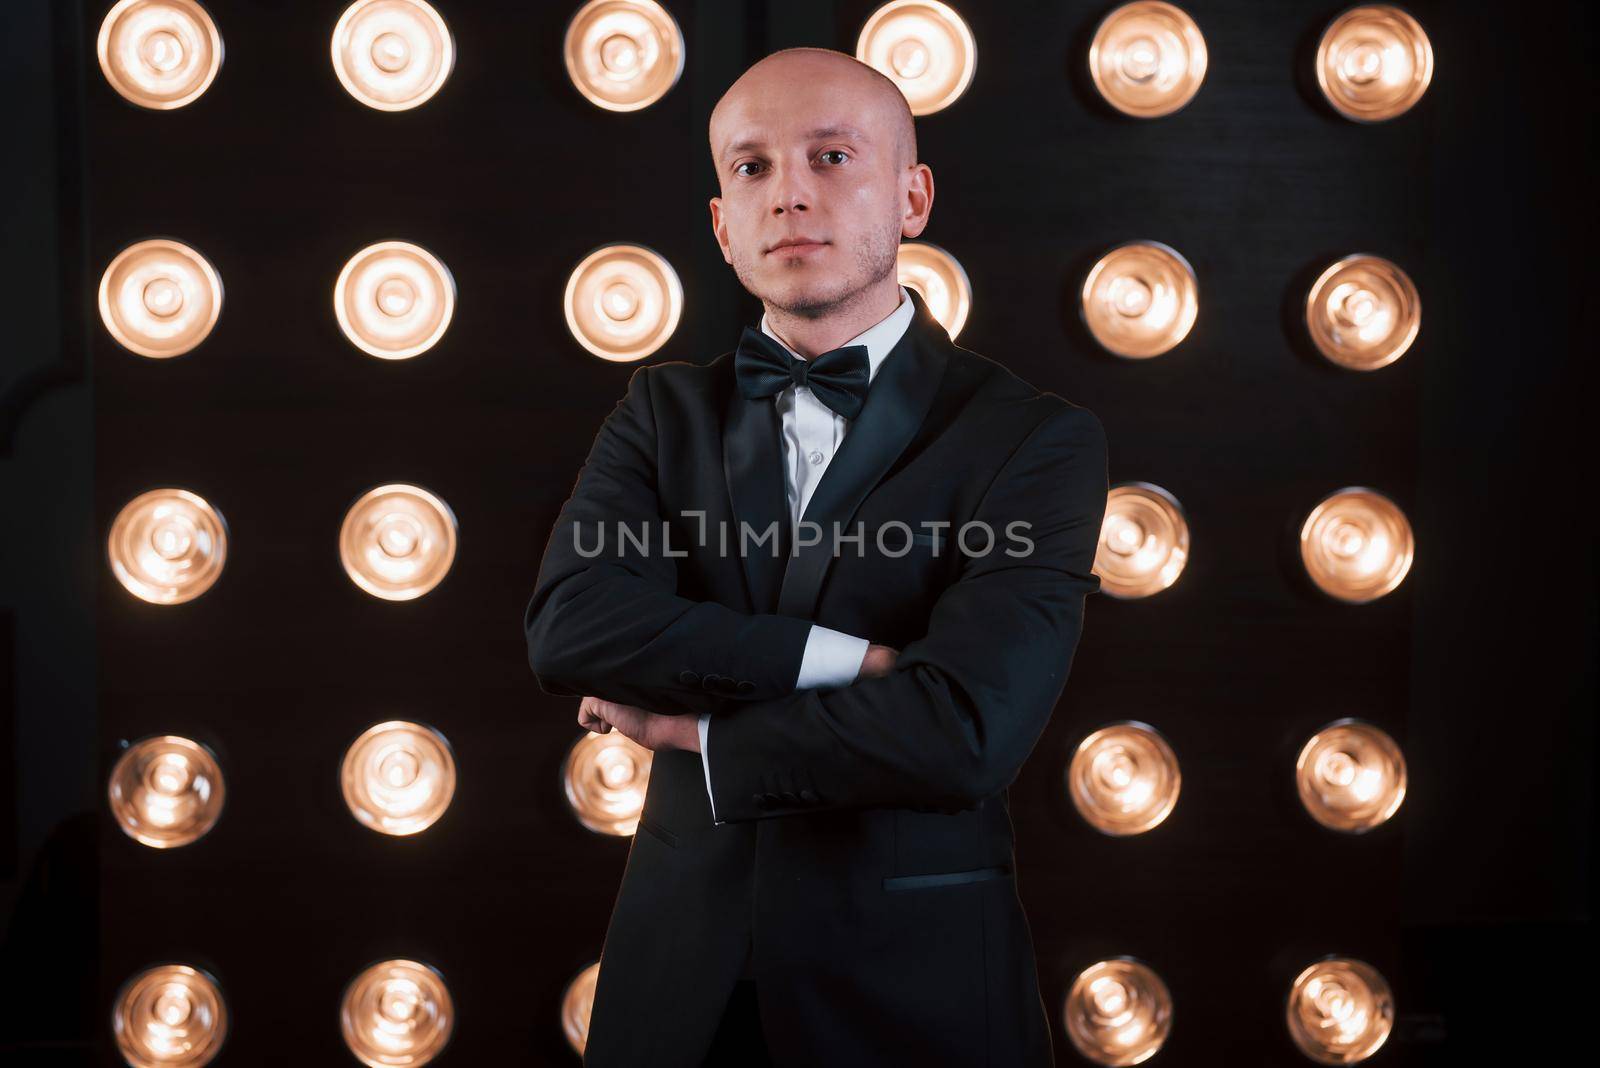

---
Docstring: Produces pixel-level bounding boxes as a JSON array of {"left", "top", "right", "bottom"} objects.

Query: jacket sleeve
[
  {"left": 523, "top": 365, "right": 816, "bottom": 718},
  {"left": 698, "top": 623, "right": 870, "bottom": 824},
  {"left": 703, "top": 403, "right": 1110, "bottom": 821}
]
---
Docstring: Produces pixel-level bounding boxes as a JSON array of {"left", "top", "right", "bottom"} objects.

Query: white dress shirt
[{"left": 697, "top": 285, "right": 917, "bottom": 824}]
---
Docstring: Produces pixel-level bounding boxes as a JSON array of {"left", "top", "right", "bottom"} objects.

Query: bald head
[
  {"left": 705, "top": 46, "right": 933, "bottom": 332},
  {"left": 710, "top": 48, "right": 917, "bottom": 172}
]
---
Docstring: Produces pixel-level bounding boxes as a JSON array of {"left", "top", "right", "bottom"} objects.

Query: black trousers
[{"left": 701, "top": 979, "right": 773, "bottom": 1066}]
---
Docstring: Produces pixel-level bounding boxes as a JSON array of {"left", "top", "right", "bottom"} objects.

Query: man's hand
[
  {"left": 857, "top": 643, "right": 899, "bottom": 680},
  {"left": 577, "top": 696, "right": 699, "bottom": 753}
]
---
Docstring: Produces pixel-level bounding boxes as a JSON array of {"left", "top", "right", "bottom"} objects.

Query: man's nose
[{"left": 770, "top": 162, "right": 812, "bottom": 213}]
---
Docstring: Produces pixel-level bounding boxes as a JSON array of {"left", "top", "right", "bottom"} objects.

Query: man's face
[{"left": 709, "top": 62, "right": 911, "bottom": 317}]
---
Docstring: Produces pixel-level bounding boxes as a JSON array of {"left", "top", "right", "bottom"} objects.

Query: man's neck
[{"left": 762, "top": 280, "right": 904, "bottom": 360}]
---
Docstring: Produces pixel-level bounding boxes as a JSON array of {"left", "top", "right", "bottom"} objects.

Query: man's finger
[{"left": 578, "top": 699, "right": 614, "bottom": 735}]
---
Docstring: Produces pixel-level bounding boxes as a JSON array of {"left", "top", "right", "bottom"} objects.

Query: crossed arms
[{"left": 523, "top": 365, "right": 1109, "bottom": 824}]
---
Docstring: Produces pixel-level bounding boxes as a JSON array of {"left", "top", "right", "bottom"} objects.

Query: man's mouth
[{"left": 767, "top": 239, "right": 829, "bottom": 255}]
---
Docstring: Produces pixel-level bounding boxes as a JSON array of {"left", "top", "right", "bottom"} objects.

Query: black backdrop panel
[{"left": 87, "top": 1, "right": 1590, "bottom": 1065}]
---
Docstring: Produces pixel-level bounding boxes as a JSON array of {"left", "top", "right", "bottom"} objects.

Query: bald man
[{"left": 525, "top": 47, "right": 1108, "bottom": 1067}]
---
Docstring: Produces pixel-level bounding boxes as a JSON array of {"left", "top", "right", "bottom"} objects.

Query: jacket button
[
  {"left": 798, "top": 788, "right": 818, "bottom": 803},
  {"left": 753, "top": 793, "right": 772, "bottom": 808},
  {"left": 778, "top": 791, "right": 799, "bottom": 804},
  {"left": 716, "top": 676, "right": 738, "bottom": 693},
  {"left": 701, "top": 673, "right": 722, "bottom": 690},
  {"left": 678, "top": 670, "right": 700, "bottom": 685},
  {"left": 736, "top": 680, "right": 755, "bottom": 693}
]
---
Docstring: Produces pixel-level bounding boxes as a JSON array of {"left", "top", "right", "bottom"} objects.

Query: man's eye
[
  {"left": 820, "top": 150, "right": 848, "bottom": 165},
  {"left": 735, "top": 161, "right": 762, "bottom": 177}
]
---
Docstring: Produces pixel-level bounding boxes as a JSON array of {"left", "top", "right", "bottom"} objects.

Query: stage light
[
  {"left": 340, "top": 720, "right": 457, "bottom": 836},
  {"left": 107, "top": 735, "right": 226, "bottom": 849},
  {"left": 1285, "top": 956, "right": 1394, "bottom": 1063},
  {"left": 107, "top": 488, "right": 228, "bottom": 605},
  {"left": 1315, "top": 4, "right": 1433, "bottom": 122},
  {"left": 1298, "top": 487, "right": 1413, "bottom": 603},
  {"left": 561, "top": 961, "right": 601, "bottom": 1055},
  {"left": 855, "top": 0, "right": 976, "bottom": 116},
  {"left": 96, "top": 0, "right": 222, "bottom": 111},
  {"left": 1305, "top": 253, "right": 1420, "bottom": 370},
  {"left": 563, "top": 731, "right": 653, "bottom": 836},
  {"left": 338, "top": 483, "right": 459, "bottom": 601},
  {"left": 1088, "top": 1, "right": 1207, "bottom": 119},
  {"left": 562, "top": 243, "right": 683, "bottom": 362},
  {"left": 1067, "top": 721, "right": 1181, "bottom": 836},
  {"left": 340, "top": 959, "right": 454, "bottom": 1067},
  {"left": 897, "top": 241, "right": 971, "bottom": 339},
  {"left": 1093, "top": 482, "right": 1190, "bottom": 599},
  {"left": 333, "top": 240, "right": 456, "bottom": 360},
  {"left": 563, "top": 0, "right": 685, "bottom": 112},
  {"left": 98, "top": 238, "right": 223, "bottom": 359},
  {"left": 1081, "top": 240, "right": 1198, "bottom": 358},
  {"left": 111, "top": 963, "right": 228, "bottom": 1068},
  {"left": 1063, "top": 957, "right": 1173, "bottom": 1066},
  {"left": 331, "top": 0, "right": 454, "bottom": 111},
  {"left": 1295, "top": 718, "right": 1406, "bottom": 833}
]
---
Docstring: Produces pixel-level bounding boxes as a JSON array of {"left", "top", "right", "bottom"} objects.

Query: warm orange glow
[
  {"left": 1082, "top": 241, "right": 1198, "bottom": 358},
  {"left": 341, "top": 720, "right": 457, "bottom": 836},
  {"left": 561, "top": 961, "right": 601, "bottom": 1054},
  {"left": 1295, "top": 718, "right": 1406, "bottom": 833},
  {"left": 1299, "top": 487, "right": 1413, "bottom": 603},
  {"left": 331, "top": 0, "right": 454, "bottom": 111},
  {"left": 563, "top": 243, "right": 683, "bottom": 362},
  {"left": 1315, "top": 5, "right": 1433, "bottom": 122},
  {"left": 1089, "top": 1, "right": 1208, "bottom": 118},
  {"left": 1094, "top": 482, "right": 1190, "bottom": 598},
  {"left": 563, "top": 0, "right": 684, "bottom": 112},
  {"left": 107, "top": 488, "right": 228, "bottom": 605},
  {"left": 1063, "top": 957, "right": 1173, "bottom": 1065},
  {"left": 1068, "top": 721, "right": 1181, "bottom": 836},
  {"left": 97, "top": 0, "right": 223, "bottom": 110},
  {"left": 338, "top": 483, "right": 459, "bottom": 601},
  {"left": 98, "top": 239, "right": 223, "bottom": 359},
  {"left": 855, "top": 1, "right": 977, "bottom": 116},
  {"left": 340, "top": 959, "right": 454, "bottom": 1067},
  {"left": 1286, "top": 957, "right": 1395, "bottom": 1062},
  {"left": 564, "top": 731, "right": 653, "bottom": 836},
  {"left": 111, "top": 963, "right": 228, "bottom": 1067},
  {"left": 108, "top": 735, "right": 225, "bottom": 848},
  {"left": 333, "top": 241, "right": 456, "bottom": 360},
  {"left": 898, "top": 241, "right": 971, "bottom": 339},
  {"left": 1305, "top": 254, "right": 1420, "bottom": 370}
]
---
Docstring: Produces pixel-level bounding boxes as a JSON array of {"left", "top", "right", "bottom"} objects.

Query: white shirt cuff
[
  {"left": 795, "top": 625, "right": 871, "bottom": 690},
  {"left": 698, "top": 713, "right": 721, "bottom": 825}
]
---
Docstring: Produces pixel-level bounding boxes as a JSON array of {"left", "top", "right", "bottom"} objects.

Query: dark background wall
[{"left": 0, "top": 0, "right": 1591, "bottom": 1064}]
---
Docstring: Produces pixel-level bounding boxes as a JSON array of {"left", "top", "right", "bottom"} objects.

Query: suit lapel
[
  {"left": 776, "top": 287, "right": 950, "bottom": 620},
  {"left": 722, "top": 376, "right": 790, "bottom": 614}
]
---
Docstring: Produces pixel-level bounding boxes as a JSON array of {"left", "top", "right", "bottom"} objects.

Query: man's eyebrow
[{"left": 722, "top": 124, "right": 873, "bottom": 159}]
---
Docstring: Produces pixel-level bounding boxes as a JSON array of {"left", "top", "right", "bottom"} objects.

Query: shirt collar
[{"left": 758, "top": 285, "right": 914, "bottom": 386}]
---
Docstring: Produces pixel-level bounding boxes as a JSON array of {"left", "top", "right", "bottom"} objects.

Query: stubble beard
[{"left": 732, "top": 216, "right": 902, "bottom": 322}]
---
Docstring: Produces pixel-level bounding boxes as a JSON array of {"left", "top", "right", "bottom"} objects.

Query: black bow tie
[{"left": 734, "top": 326, "right": 871, "bottom": 421}]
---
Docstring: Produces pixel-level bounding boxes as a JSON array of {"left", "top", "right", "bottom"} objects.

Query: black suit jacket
[{"left": 524, "top": 287, "right": 1109, "bottom": 1066}]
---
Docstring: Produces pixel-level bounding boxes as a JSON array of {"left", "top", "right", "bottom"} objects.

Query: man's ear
[
  {"left": 708, "top": 197, "right": 733, "bottom": 265},
  {"left": 900, "top": 163, "right": 934, "bottom": 240}
]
